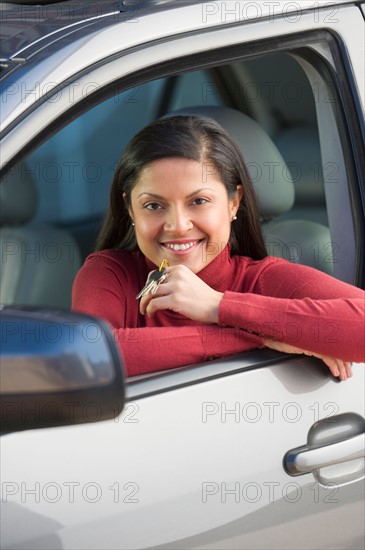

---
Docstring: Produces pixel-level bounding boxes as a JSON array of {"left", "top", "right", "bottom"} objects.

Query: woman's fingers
[
  {"left": 318, "top": 355, "right": 341, "bottom": 378},
  {"left": 337, "top": 359, "right": 349, "bottom": 381},
  {"left": 263, "top": 338, "right": 353, "bottom": 382},
  {"left": 339, "top": 360, "right": 353, "bottom": 380},
  {"left": 144, "top": 294, "right": 173, "bottom": 317},
  {"left": 345, "top": 361, "right": 353, "bottom": 378},
  {"left": 138, "top": 269, "right": 171, "bottom": 315},
  {"left": 315, "top": 355, "right": 353, "bottom": 381},
  {"left": 139, "top": 281, "right": 170, "bottom": 315},
  {"left": 139, "top": 264, "right": 223, "bottom": 323}
]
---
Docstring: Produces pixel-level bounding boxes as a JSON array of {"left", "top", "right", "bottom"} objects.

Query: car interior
[{"left": 0, "top": 52, "right": 333, "bottom": 311}]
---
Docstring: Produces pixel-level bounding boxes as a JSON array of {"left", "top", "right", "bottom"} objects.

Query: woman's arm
[
  {"left": 71, "top": 256, "right": 264, "bottom": 376},
  {"left": 262, "top": 337, "right": 353, "bottom": 381},
  {"left": 138, "top": 259, "right": 364, "bottom": 362},
  {"left": 219, "top": 261, "right": 365, "bottom": 362},
  {"left": 111, "top": 325, "right": 262, "bottom": 376}
]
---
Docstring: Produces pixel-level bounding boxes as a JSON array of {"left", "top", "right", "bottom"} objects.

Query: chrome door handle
[{"left": 285, "top": 433, "right": 365, "bottom": 475}]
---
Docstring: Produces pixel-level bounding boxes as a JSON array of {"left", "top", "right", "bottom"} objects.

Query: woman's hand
[
  {"left": 263, "top": 338, "right": 353, "bottom": 381},
  {"left": 139, "top": 265, "right": 223, "bottom": 324}
]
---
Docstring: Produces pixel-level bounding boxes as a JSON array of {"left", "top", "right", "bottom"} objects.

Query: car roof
[
  {"left": 0, "top": 0, "right": 359, "bottom": 135},
  {"left": 0, "top": 1, "right": 205, "bottom": 62},
  {"left": 0, "top": 0, "right": 357, "bottom": 63}
]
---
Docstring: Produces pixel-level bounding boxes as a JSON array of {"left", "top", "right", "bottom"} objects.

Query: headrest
[
  {"left": 167, "top": 106, "right": 295, "bottom": 219},
  {"left": 0, "top": 163, "right": 38, "bottom": 225}
]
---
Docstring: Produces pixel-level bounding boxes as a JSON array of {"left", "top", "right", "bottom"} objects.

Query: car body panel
[
  {"left": 0, "top": 0, "right": 204, "bottom": 61},
  {"left": 0, "top": 1, "right": 364, "bottom": 549},
  {"left": 1, "top": 5, "right": 364, "bottom": 164},
  {"left": 0, "top": 0, "right": 357, "bottom": 59},
  {"left": 1, "top": 358, "right": 364, "bottom": 549}
]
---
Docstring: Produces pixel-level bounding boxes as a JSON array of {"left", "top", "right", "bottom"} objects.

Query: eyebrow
[{"left": 137, "top": 188, "right": 215, "bottom": 199}]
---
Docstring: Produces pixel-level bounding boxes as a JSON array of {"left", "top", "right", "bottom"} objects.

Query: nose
[{"left": 163, "top": 206, "right": 193, "bottom": 234}]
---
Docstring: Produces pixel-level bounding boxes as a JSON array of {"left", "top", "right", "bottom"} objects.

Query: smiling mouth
[{"left": 162, "top": 239, "right": 204, "bottom": 251}]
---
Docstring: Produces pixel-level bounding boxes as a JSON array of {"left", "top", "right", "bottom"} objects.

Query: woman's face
[{"left": 128, "top": 157, "right": 242, "bottom": 273}]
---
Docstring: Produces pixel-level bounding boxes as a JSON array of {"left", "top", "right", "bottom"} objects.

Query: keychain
[{"left": 136, "top": 259, "right": 169, "bottom": 299}]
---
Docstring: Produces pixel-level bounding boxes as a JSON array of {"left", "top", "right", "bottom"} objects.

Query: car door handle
[{"left": 285, "top": 432, "right": 365, "bottom": 475}]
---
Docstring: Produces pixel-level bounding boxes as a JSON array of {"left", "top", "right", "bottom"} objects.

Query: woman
[{"left": 72, "top": 115, "right": 365, "bottom": 378}]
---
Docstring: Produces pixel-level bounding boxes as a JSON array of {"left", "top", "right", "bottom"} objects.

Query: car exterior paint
[{"left": 1, "top": 1, "right": 364, "bottom": 548}]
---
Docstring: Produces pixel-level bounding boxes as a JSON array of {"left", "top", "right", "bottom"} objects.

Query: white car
[{"left": 1, "top": 1, "right": 364, "bottom": 548}]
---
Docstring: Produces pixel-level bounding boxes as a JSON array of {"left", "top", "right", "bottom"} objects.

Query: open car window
[{"left": 1, "top": 31, "right": 363, "bottom": 388}]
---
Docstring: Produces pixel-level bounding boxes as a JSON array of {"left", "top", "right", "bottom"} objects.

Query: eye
[
  {"left": 191, "top": 197, "right": 208, "bottom": 206},
  {"left": 144, "top": 202, "right": 163, "bottom": 211}
]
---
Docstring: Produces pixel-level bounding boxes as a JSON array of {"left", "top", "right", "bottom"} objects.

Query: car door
[
  {"left": 1, "top": 354, "right": 364, "bottom": 549},
  {"left": 1, "top": 2, "right": 364, "bottom": 549}
]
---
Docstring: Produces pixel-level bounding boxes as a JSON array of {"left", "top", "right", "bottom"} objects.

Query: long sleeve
[
  {"left": 219, "top": 260, "right": 365, "bottom": 362},
  {"left": 111, "top": 325, "right": 263, "bottom": 376},
  {"left": 72, "top": 252, "right": 264, "bottom": 376}
]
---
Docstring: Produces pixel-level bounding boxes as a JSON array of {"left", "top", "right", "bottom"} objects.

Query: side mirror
[{"left": 0, "top": 307, "right": 125, "bottom": 433}]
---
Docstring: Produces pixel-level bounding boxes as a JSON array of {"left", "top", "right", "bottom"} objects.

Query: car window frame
[
  {"left": 1, "top": 14, "right": 364, "bottom": 396},
  {"left": 1, "top": 5, "right": 363, "bottom": 169},
  {"left": 1, "top": 25, "right": 363, "bottom": 279},
  {"left": 125, "top": 349, "right": 294, "bottom": 401}
]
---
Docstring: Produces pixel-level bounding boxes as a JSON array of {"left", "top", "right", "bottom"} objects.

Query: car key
[
  {"left": 135, "top": 269, "right": 166, "bottom": 299},
  {"left": 136, "top": 259, "right": 169, "bottom": 299}
]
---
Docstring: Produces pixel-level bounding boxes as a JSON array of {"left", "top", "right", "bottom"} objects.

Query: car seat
[
  {"left": 0, "top": 164, "right": 82, "bottom": 308},
  {"left": 166, "top": 106, "right": 333, "bottom": 274}
]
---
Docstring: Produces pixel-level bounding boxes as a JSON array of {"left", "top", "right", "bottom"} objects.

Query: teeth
[{"left": 165, "top": 241, "right": 198, "bottom": 251}]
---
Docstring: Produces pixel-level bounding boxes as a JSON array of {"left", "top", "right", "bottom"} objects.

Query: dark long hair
[{"left": 96, "top": 115, "right": 267, "bottom": 259}]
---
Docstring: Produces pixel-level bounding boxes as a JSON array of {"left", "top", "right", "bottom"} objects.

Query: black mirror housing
[{"left": 0, "top": 307, "right": 125, "bottom": 432}]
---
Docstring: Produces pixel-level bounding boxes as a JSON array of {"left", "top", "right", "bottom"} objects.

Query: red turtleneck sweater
[{"left": 72, "top": 246, "right": 365, "bottom": 376}]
